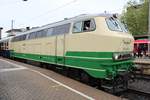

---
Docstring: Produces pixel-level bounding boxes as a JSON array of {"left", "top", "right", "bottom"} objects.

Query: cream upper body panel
[
  {"left": 10, "top": 15, "right": 134, "bottom": 56},
  {"left": 95, "top": 17, "right": 134, "bottom": 52},
  {"left": 65, "top": 17, "right": 134, "bottom": 53},
  {"left": 10, "top": 36, "right": 56, "bottom": 55}
]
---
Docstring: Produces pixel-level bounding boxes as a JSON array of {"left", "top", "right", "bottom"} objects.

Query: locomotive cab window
[
  {"left": 83, "top": 20, "right": 90, "bottom": 31},
  {"left": 83, "top": 20, "right": 95, "bottom": 32},
  {"left": 106, "top": 17, "right": 123, "bottom": 32},
  {"left": 73, "top": 22, "right": 82, "bottom": 33},
  {"left": 73, "top": 19, "right": 95, "bottom": 33}
]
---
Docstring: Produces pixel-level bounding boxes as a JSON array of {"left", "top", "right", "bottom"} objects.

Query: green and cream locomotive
[{"left": 9, "top": 14, "right": 134, "bottom": 93}]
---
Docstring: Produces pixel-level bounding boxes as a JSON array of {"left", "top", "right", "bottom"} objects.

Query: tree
[{"left": 121, "top": 0, "right": 148, "bottom": 35}]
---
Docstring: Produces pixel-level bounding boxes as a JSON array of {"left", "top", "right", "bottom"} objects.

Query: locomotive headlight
[
  {"left": 113, "top": 52, "right": 133, "bottom": 61},
  {"left": 131, "top": 53, "right": 134, "bottom": 58},
  {"left": 113, "top": 53, "right": 119, "bottom": 60}
]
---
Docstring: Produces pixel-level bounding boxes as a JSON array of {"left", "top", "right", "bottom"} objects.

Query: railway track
[
  {"left": 114, "top": 69, "right": 150, "bottom": 100},
  {"left": 135, "top": 73, "right": 150, "bottom": 80},
  {"left": 128, "top": 88, "right": 150, "bottom": 98},
  {"left": 117, "top": 74, "right": 150, "bottom": 100},
  {"left": 119, "top": 88, "right": 150, "bottom": 100}
]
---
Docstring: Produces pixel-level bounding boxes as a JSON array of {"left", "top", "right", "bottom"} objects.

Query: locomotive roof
[
  {"left": 42, "top": 13, "right": 114, "bottom": 27},
  {"left": 12, "top": 13, "right": 115, "bottom": 37}
]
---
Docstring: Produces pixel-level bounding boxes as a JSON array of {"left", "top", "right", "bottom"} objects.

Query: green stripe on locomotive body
[
  {"left": 65, "top": 51, "right": 134, "bottom": 79},
  {"left": 66, "top": 51, "right": 113, "bottom": 58},
  {"left": 10, "top": 51, "right": 134, "bottom": 79}
]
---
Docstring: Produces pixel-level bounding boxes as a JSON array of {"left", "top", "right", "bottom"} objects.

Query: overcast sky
[{"left": 0, "top": 0, "right": 130, "bottom": 37}]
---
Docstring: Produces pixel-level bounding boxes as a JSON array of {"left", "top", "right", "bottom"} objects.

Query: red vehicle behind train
[{"left": 134, "top": 39, "right": 149, "bottom": 57}]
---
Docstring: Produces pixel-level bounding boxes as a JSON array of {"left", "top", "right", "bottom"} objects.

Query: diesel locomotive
[{"left": 0, "top": 14, "right": 134, "bottom": 93}]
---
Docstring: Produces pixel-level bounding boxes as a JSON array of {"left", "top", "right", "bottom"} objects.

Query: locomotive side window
[
  {"left": 12, "top": 34, "right": 27, "bottom": 42},
  {"left": 12, "top": 23, "right": 71, "bottom": 41},
  {"left": 42, "top": 29, "right": 48, "bottom": 37},
  {"left": 36, "top": 29, "right": 47, "bottom": 38},
  {"left": 52, "top": 23, "right": 70, "bottom": 35},
  {"left": 28, "top": 32, "right": 36, "bottom": 39},
  {"left": 36, "top": 31, "right": 41, "bottom": 38},
  {"left": 28, "top": 29, "right": 48, "bottom": 39},
  {"left": 20, "top": 34, "right": 27, "bottom": 41},
  {"left": 47, "top": 28, "right": 54, "bottom": 36}
]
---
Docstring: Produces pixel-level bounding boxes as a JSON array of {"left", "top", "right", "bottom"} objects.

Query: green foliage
[{"left": 121, "top": 0, "right": 148, "bottom": 35}]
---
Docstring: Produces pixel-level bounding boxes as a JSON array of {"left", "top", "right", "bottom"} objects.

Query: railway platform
[
  {"left": 134, "top": 58, "right": 150, "bottom": 75},
  {"left": 134, "top": 58, "right": 150, "bottom": 64},
  {"left": 0, "top": 58, "right": 122, "bottom": 100}
]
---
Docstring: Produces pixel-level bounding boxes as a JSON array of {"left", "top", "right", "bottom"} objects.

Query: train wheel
[
  {"left": 98, "top": 80, "right": 103, "bottom": 89},
  {"left": 40, "top": 63, "right": 48, "bottom": 68},
  {"left": 62, "top": 66, "right": 69, "bottom": 76},
  {"left": 80, "top": 71, "right": 90, "bottom": 84}
]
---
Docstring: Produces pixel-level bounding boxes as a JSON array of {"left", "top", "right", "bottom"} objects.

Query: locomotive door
[{"left": 55, "top": 35, "right": 65, "bottom": 65}]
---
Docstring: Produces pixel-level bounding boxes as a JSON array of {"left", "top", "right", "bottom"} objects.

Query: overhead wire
[
  {"left": 30, "top": 0, "right": 77, "bottom": 21},
  {"left": 17, "top": 0, "right": 77, "bottom": 27},
  {"left": 0, "top": 1, "right": 24, "bottom": 7}
]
